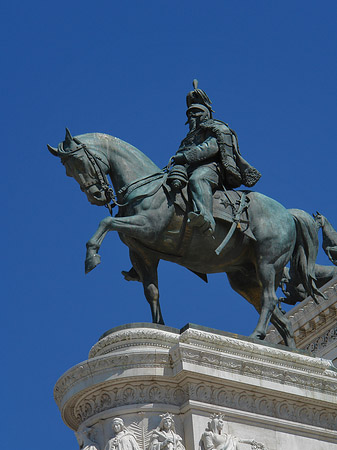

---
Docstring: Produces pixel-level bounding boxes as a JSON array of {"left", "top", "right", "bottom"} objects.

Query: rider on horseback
[
  {"left": 122, "top": 81, "right": 262, "bottom": 281},
  {"left": 172, "top": 80, "right": 261, "bottom": 235}
]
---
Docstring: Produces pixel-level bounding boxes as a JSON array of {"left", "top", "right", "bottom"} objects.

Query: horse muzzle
[{"left": 85, "top": 185, "right": 108, "bottom": 206}]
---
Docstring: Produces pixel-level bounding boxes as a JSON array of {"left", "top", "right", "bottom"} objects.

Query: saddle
[{"left": 170, "top": 185, "right": 256, "bottom": 242}]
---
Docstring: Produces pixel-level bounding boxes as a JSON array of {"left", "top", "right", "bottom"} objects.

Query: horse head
[
  {"left": 47, "top": 128, "right": 111, "bottom": 207},
  {"left": 313, "top": 211, "right": 325, "bottom": 229}
]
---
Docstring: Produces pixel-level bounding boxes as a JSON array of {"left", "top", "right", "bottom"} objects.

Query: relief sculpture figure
[
  {"left": 199, "top": 414, "right": 265, "bottom": 450},
  {"left": 105, "top": 418, "right": 140, "bottom": 450},
  {"left": 149, "top": 413, "right": 185, "bottom": 450}
]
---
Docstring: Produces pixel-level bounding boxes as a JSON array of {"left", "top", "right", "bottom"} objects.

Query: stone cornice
[
  {"left": 89, "top": 327, "right": 180, "bottom": 358},
  {"left": 54, "top": 325, "right": 337, "bottom": 433},
  {"left": 178, "top": 328, "right": 334, "bottom": 373}
]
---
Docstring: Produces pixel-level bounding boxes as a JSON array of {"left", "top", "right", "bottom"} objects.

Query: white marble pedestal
[{"left": 54, "top": 324, "right": 337, "bottom": 450}]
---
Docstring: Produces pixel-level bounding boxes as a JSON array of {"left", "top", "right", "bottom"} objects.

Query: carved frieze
[
  {"left": 305, "top": 324, "right": 337, "bottom": 353},
  {"left": 70, "top": 380, "right": 337, "bottom": 431},
  {"left": 73, "top": 382, "right": 188, "bottom": 423}
]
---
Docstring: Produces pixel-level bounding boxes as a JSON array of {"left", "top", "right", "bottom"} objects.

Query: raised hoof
[{"left": 85, "top": 254, "right": 101, "bottom": 274}]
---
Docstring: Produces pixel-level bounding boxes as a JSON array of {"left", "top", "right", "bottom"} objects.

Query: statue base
[{"left": 54, "top": 323, "right": 337, "bottom": 449}]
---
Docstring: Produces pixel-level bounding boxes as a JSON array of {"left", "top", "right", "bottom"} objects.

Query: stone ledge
[{"left": 55, "top": 324, "right": 337, "bottom": 436}]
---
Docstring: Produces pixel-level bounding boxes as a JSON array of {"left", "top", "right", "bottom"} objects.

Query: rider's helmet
[{"left": 186, "top": 79, "right": 214, "bottom": 118}]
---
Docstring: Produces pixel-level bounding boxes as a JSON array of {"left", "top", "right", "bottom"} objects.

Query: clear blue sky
[{"left": 2, "top": 1, "right": 337, "bottom": 449}]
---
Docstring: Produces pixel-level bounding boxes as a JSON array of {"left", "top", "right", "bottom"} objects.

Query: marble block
[{"left": 54, "top": 324, "right": 337, "bottom": 450}]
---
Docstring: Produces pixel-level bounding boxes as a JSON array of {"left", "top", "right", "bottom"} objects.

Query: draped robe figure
[
  {"left": 149, "top": 414, "right": 185, "bottom": 450},
  {"left": 199, "top": 415, "right": 264, "bottom": 450},
  {"left": 105, "top": 418, "right": 140, "bottom": 450}
]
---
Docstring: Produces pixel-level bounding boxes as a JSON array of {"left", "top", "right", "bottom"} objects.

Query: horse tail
[{"left": 289, "top": 209, "right": 326, "bottom": 304}]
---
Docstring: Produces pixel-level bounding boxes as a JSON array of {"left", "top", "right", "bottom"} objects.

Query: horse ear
[{"left": 64, "top": 127, "right": 73, "bottom": 146}]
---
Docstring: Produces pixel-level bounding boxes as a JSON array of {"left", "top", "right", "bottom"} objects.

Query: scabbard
[
  {"left": 215, "top": 221, "right": 237, "bottom": 255},
  {"left": 215, "top": 192, "right": 247, "bottom": 256}
]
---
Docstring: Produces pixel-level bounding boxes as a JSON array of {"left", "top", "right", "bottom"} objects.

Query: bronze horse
[{"left": 48, "top": 129, "right": 325, "bottom": 348}]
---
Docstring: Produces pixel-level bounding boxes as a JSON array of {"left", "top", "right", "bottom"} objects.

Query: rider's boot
[{"left": 188, "top": 211, "right": 215, "bottom": 235}]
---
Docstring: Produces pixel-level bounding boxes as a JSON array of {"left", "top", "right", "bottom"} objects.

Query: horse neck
[
  {"left": 320, "top": 216, "right": 337, "bottom": 241},
  {"left": 321, "top": 216, "right": 333, "bottom": 233},
  {"left": 86, "top": 133, "right": 161, "bottom": 193}
]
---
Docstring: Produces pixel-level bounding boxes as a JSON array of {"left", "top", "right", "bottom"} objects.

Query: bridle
[
  {"left": 60, "top": 141, "right": 116, "bottom": 214},
  {"left": 60, "top": 140, "right": 167, "bottom": 215}
]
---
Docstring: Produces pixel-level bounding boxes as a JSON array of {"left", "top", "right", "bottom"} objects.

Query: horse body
[{"left": 48, "top": 131, "right": 323, "bottom": 348}]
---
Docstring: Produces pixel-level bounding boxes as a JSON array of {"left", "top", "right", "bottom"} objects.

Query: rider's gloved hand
[{"left": 173, "top": 153, "right": 186, "bottom": 165}]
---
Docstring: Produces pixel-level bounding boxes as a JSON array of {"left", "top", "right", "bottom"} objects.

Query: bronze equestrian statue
[{"left": 47, "top": 81, "right": 335, "bottom": 348}]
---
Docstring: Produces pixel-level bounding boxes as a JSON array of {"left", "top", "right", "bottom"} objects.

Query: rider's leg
[{"left": 188, "top": 165, "right": 219, "bottom": 234}]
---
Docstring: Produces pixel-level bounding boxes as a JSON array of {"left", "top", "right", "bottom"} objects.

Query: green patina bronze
[{"left": 47, "top": 81, "right": 337, "bottom": 348}]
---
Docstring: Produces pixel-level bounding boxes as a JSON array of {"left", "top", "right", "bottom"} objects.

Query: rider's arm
[{"left": 175, "top": 136, "right": 218, "bottom": 165}]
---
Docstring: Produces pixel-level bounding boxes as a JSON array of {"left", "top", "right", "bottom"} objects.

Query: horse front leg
[
  {"left": 85, "top": 214, "right": 151, "bottom": 273},
  {"left": 130, "top": 250, "right": 164, "bottom": 324}
]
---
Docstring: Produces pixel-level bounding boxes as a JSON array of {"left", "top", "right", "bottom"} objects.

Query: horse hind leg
[
  {"left": 227, "top": 270, "right": 262, "bottom": 312},
  {"left": 228, "top": 268, "right": 295, "bottom": 347},
  {"left": 250, "top": 264, "right": 279, "bottom": 341},
  {"left": 270, "top": 306, "right": 296, "bottom": 348}
]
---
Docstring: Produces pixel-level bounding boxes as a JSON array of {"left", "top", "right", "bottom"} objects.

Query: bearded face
[{"left": 187, "top": 109, "right": 210, "bottom": 131}]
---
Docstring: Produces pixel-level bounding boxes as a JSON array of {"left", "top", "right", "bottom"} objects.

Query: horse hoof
[
  {"left": 121, "top": 269, "right": 140, "bottom": 282},
  {"left": 250, "top": 331, "right": 265, "bottom": 341},
  {"left": 286, "top": 340, "right": 297, "bottom": 349},
  {"left": 85, "top": 254, "right": 101, "bottom": 273}
]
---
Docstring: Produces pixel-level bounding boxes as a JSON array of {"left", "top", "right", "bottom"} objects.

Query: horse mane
[{"left": 75, "top": 132, "right": 161, "bottom": 172}]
